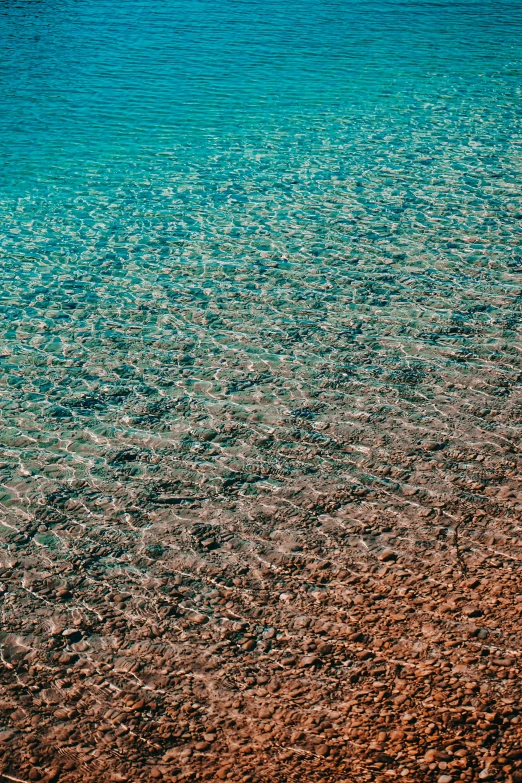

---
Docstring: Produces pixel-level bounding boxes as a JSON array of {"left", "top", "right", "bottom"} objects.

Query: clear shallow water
[
  {"left": 1, "top": 3, "right": 522, "bottom": 778},
  {"left": 0, "top": 0, "right": 521, "bottom": 549}
]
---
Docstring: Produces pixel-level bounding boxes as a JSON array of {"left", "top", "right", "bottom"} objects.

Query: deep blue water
[{"left": 0, "top": 0, "right": 521, "bottom": 540}]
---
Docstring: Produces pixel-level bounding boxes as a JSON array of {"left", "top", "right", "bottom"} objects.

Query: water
[
  {"left": 0, "top": 0, "right": 521, "bottom": 774},
  {"left": 1, "top": 0, "right": 521, "bottom": 524}
]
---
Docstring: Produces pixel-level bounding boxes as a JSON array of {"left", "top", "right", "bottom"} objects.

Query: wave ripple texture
[{"left": 0, "top": 0, "right": 522, "bottom": 781}]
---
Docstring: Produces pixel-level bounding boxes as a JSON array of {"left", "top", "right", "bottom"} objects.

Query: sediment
[
  {"left": 1, "top": 136, "right": 521, "bottom": 783},
  {"left": 1, "top": 394, "right": 521, "bottom": 782}
]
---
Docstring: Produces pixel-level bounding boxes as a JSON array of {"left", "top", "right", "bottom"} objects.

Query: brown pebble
[
  {"left": 462, "top": 605, "right": 482, "bottom": 617},
  {"left": 300, "top": 655, "right": 320, "bottom": 667},
  {"left": 378, "top": 549, "right": 397, "bottom": 562}
]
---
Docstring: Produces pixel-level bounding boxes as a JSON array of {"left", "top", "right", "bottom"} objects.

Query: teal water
[
  {"left": 2, "top": 1, "right": 522, "bottom": 778},
  {"left": 0, "top": 0, "right": 521, "bottom": 547}
]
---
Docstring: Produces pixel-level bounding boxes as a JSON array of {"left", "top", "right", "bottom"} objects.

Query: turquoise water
[
  {"left": 0, "top": 0, "right": 521, "bottom": 557},
  {"left": 2, "top": 1, "right": 522, "bottom": 778}
]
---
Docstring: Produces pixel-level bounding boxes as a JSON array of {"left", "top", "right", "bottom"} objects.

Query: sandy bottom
[
  {"left": 1, "top": 26, "right": 521, "bottom": 777},
  {"left": 1, "top": 338, "right": 521, "bottom": 782}
]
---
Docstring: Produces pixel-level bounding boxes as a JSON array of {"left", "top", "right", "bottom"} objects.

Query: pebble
[
  {"left": 1, "top": 372, "right": 521, "bottom": 783},
  {"left": 299, "top": 655, "right": 319, "bottom": 667}
]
